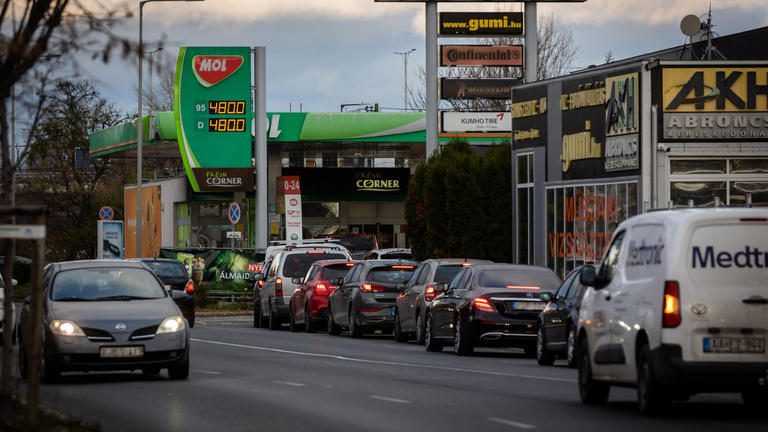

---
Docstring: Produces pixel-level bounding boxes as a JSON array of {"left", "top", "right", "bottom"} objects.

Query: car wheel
[
  {"left": 143, "top": 367, "right": 161, "bottom": 376},
  {"left": 566, "top": 328, "right": 577, "bottom": 368},
  {"left": 168, "top": 349, "right": 190, "bottom": 380},
  {"left": 578, "top": 337, "right": 609, "bottom": 405},
  {"left": 41, "top": 354, "right": 61, "bottom": 383},
  {"left": 637, "top": 343, "right": 669, "bottom": 416},
  {"left": 453, "top": 318, "right": 474, "bottom": 356},
  {"left": 742, "top": 386, "right": 768, "bottom": 409},
  {"left": 424, "top": 314, "right": 442, "bottom": 352},
  {"left": 288, "top": 305, "right": 300, "bottom": 332},
  {"left": 253, "top": 302, "right": 261, "bottom": 328},
  {"left": 536, "top": 327, "right": 555, "bottom": 366},
  {"left": 415, "top": 313, "right": 426, "bottom": 345},
  {"left": 394, "top": 309, "right": 407, "bottom": 343},
  {"left": 327, "top": 306, "right": 342, "bottom": 336},
  {"left": 349, "top": 308, "right": 363, "bottom": 338},
  {"left": 304, "top": 305, "right": 316, "bottom": 333}
]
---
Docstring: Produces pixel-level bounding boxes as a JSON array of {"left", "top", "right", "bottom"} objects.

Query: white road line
[
  {"left": 194, "top": 370, "right": 222, "bottom": 375},
  {"left": 191, "top": 338, "right": 576, "bottom": 383},
  {"left": 273, "top": 380, "right": 306, "bottom": 387},
  {"left": 488, "top": 417, "right": 536, "bottom": 429},
  {"left": 370, "top": 395, "right": 410, "bottom": 404}
]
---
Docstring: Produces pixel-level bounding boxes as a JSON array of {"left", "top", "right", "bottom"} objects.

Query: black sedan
[
  {"left": 424, "top": 264, "right": 561, "bottom": 356},
  {"left": 327, "top": 260, "right": 418, "bottom": 337},
  {"left": 138, "top": 258, "right": 196, "bottom": 327},
  {"left": 536, "top": 266, "right": 586, "bottom": 367},
  {"left": 17, "top": 260, "right": 190, "bottom": 381}
]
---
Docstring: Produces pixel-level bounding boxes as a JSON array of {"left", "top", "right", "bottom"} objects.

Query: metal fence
[{"left": 206, "top": 290, "right": 253, "bottom": 303}]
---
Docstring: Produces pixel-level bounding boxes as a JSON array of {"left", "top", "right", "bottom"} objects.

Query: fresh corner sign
[{"left": 175, "top": 47, "right": 253, "bottom": 192}]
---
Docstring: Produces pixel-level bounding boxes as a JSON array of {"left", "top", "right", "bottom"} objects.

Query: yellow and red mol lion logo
[{"left": 192, "top": 55, "right": 244, "bottom": 88}]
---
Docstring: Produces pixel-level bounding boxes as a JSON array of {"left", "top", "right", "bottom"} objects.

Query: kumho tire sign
[{"left": 175, "top": 47, "right": 253, "bottom": 192}]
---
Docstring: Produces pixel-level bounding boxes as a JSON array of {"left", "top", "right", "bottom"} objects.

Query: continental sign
[
  {"left": 661, "top": 66, "right": 768, "bottom": 141},
  {"left": 441, "top": 78, "right": 521, "bottom": 100},
  {"left": 439, "top": 12, "right": 523, "bottom": 37},
  {"left": 440, "top": 45, "right": 523, "bottom": 67}
]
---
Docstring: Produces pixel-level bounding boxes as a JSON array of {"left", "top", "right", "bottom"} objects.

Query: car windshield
[
  {"left": 141, "top": 261, "right": 188, "bottom": 278},
  {"left": 52, "top": 267, "right": 166, "bottom": 301},
  {"left": 434, "top": 265, "right": 463, "bottom": 283},
  {"left": 283, "top": 253, "right": 346, "bottom": 278},
  {"left": 320, "top": 264, "right": 354, "bottom": 281},
  {"left": 368, "top": 266, "right": 415, "bottom": 284},
  {"left": 477, "top": 269, "right": 561, "bottom": 291}
]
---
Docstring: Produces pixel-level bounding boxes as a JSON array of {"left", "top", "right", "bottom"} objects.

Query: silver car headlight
[
  {"left": 157, "top": 316, "right": 186, "bottom": 334},
  {"left": 50, "top": 320, "right": 86, "bottom": 337}
]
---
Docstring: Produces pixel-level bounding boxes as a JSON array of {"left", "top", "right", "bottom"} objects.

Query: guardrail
[{"left": 206, "top": 290, "right": 253, "bottom": 303}]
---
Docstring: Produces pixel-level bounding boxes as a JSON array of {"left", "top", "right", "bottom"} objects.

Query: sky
[{"left": 73, "top": 0, "right": 768, "bottom": 115}]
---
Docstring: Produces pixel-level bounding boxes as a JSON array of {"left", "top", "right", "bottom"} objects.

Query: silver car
[{"left": 17, "top": 260, "right": 190, "bottom": 382}]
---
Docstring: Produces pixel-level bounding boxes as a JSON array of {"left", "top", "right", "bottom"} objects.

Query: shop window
[
  {"left": 322, "top": 152, "right": 338, "bottom": 168},
  {"left": 199, "top": 203, "right": 222, "bottom": 217},
  {"left": 516, "top": 153, "right": 534, "bottom": 264},
  {"left": 303, "top": 202, "right": 340, "bottom": 218},
  {"left": 670, "top": 160, "right": 726, "bottom": 175},
  {"left": 289, "top": 151, "right": 303, "bottom": 167},
  {"left": 730, "top": 159, "right": 768, "bottom": 174},
  {"left": 670, "top": 182, "right": 727, "bottom": 207},
  {"left": 730, "top": 182, "right": 768, "bottom": 207},
  {"left": 669, "top": 158, "right": 768, "bottom": 207}
]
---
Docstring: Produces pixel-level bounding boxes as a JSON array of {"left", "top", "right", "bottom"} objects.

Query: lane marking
[
  {"left": 370, "top": 395, "right": 410, "bottom": 404},
  {"left": 191, "top": 338, "right": 576, "bottom": 383},
  {"left": 194, "top": 370, "right": 222, "bottom": 375},
  {"left": 488, "top": 417, "right": 536, "bottom": 429},
  {"left": 273, "top": 380, "right": 306, "bottom": 387}
]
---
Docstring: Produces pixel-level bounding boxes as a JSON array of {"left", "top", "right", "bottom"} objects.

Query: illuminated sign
[
  {"left": 439, "top": 12, "right": 523, "bottom": 36},
  {"left": 175, "top": 47, "right": 252, "bottom": 192},
  {"left": 440, "top": 45, "right": 523, "bottom": 67},
  {"left": 661, "top": 65, "right": 768, "bottom": 141}
]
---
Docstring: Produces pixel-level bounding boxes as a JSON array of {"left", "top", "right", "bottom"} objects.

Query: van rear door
[{"left": 685, "top": 217, "right": 768, "bottom": 363}]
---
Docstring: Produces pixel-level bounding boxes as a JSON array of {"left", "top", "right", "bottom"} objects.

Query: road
[{"left": 9, "top": 315, "right": 766, "bottom": 432}]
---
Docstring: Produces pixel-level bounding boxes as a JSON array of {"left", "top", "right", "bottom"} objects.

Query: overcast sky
[{"left": 76, "top": 0, "right": 768, "bottom": 115}]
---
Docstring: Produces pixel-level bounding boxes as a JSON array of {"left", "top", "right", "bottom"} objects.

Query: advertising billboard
[
  {"left": 511, "top": 85, "right": 548, "bottom": 150},
  {"left": 440, "top": 45, "right": 523, "bottom": 67},
  {"left": 441, "top": 78, "right": 521, "bottom": 99},
  {"left": 282, "top": 168, "right": 410, "bottom": 200},
  {"left": 124, "top": 185, "right": 162, "bottom": 258},
  {"left": 441, "top": 111, "right": 511, "bottom": 133},
  {"left": 175, "top": 46, "right": 253, "bottom": 192},
  {"left": 97, "top": 220, "right": 124, "bottom": 259},
  {"left": 439, "top": 12, "right": 524, "bottom": 37}
]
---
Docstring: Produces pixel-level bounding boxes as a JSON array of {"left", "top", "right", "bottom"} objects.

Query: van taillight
[
  {"left": 663, "top": 280, "right": 681, "bottom": 328},
  {"left": 424, "top": 285, "right": 436, "bottom": 301},
  {"left": 472, "top": 298, "right": 495, "bottom": 312},
  {"left": 185, "top": 280, "right": 195, "bottom": 295},
  {"left": 258, "top": 279, "right": 264, "bottom": 288},
  {"left": 276, "top": 277, "right": 284, "bottom": 298}
]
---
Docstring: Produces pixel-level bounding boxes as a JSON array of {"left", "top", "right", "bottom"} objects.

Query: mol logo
[{"left": 192, "top": 55, "right": 244, "bottom": 88}]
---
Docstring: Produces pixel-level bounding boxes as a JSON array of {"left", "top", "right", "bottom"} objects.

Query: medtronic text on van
[
  {"left": 627, "top": 239, "right": 664, "bottom": 266},
  {"left": 692, "top": 245, "right": 768, "bottom": 269}
]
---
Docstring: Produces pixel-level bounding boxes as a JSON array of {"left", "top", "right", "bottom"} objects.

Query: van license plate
[
  {"left": 703, "top": 337, "right": 765, "bottom": 354},
  {"left": 100, "top": 346, "right": 144, "bottom": 358}
]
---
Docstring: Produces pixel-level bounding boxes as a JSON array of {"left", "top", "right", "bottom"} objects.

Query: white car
[
  {"left": 0, "top": 274, "right": 17, "bottom": 346},
  {"left": 576, "top": 208, "right": 768, "bottom": 414}
]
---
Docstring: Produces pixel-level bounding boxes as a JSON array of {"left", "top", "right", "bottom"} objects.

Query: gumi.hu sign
[
  {"left": 561, "top": 121, "right": 602, "bottom": 172},
  {"left": 662, "top": 66, "right": 768, "bottom": 141}
]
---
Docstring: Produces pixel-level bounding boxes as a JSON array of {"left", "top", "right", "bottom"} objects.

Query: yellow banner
[{"left": 662, "top": 66, "right": 768, "bottom": 112}]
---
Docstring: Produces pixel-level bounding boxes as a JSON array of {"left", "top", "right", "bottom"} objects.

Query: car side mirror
[
  {"left": 434, "top": 283, "right": 448, "bottom": 294},
  {"left": 170, "top": 290, "right": 188, "bottom": 301},
  {"left": 540, "top": 292, "right": 552, "bottom": 302},
  {"left": 580, "top": 265, "right": 603, "bottom": 289}
]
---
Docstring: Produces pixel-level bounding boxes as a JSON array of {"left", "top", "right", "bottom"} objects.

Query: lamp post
[
  {"left": 146, "top": 46, "right": 163, "bottom": 112},
  {"left": 394, "top": 48, "right": 416, "bottom": 111},
  {"left": 137, "top": 0, "right": 204, "bottom": 258}
]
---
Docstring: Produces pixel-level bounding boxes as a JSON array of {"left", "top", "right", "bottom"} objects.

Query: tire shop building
[{"left": 511, "top": 27, "right": 768, "bottom": 277}]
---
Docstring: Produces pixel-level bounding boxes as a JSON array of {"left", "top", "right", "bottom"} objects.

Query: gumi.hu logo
[
  {"left": 192, "top": 55, "right": 244, "bottom": 88},
  {"left": 355, "top": 172, "right": 400, "bottom": 192}
]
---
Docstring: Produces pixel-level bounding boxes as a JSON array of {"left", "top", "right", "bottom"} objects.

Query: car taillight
[
  {"left": 361, "top": 283, "right": 386, "bottom": 292},
  {"left": 663, "top": 280, "right": 681, "bottom": 328},
  {"left": 472, "top": 298, "right": 495, "bottom": 312},
  {"left": 276, "top": 277, "right": 284, "bottom": 298},
  {"left": 424, "top": 285, "right": 436, "bottom": 301},
  {"left": 315, "top": 282, "right": 330, "bottom": 296},
  {"left": 505, "top": 285, "right": 540, "bottom": 290},
  {"left": 185, "top": 280, "right": 195, "bottom": 295},
  {"left": 257, "top": 279, "right": 264, "bottom": 288}
]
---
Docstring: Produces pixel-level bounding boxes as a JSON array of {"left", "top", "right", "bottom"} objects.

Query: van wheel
[
  {"left": 566, "top": 328, "right": 577, "bottom": 368},
  {"left": 578, "top": 338, "right": 609, "bottom": 405},
  {"left": 327, "top": 306, "right": 342, "bottom": 336},
  {"left": 424, "top": 314, "right": 442, "bottom": 352},
  {"left": 637, "top": 344, "right": 669, "bottom": 415},
  {"left": 268, "top": 303, "right": 281, "bottom": 330},
  {"left": 536, "top": 328, "right": 555, "bottom": 366}
]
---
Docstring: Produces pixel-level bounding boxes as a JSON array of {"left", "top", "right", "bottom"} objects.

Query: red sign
[
  {"left": 192, "top": 55, "right": 244, "bottom": 88},
  {"left": 247, "top": 263, "right": 264, "bottom": 273},
  {"left": 279, "top": 176, "right": 301, "bottom": 195}
]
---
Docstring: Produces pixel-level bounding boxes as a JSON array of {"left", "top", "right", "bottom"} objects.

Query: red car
[{"left": 288, "top": 260, "right": 356, "bottom": 332}]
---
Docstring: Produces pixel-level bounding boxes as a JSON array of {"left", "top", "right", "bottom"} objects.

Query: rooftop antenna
[{"left": 702, "top": 4, "right": 726, "bottom": 60}]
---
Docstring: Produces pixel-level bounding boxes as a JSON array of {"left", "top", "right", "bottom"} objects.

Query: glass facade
[
  {"left": 546, "top": 181, "right": 638, "bottom": 278},
  {"left": 516, "top": 153, "right": 534, "bottom": 264}
]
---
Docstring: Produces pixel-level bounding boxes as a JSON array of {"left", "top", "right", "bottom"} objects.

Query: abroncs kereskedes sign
[{"left": 175, "top": 47, "right": 253, "bottom": 192}]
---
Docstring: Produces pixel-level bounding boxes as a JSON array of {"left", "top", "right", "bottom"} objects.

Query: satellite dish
[{"left": 680, "top": 14, "right": 702, "bottom": 36}]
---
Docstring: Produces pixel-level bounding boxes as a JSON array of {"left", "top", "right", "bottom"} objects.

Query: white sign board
[
  {"left": 226, "top": 231, "right": 243, "bottom": 239},
  {"left": 97, "top": 220, "right": 124, "bottom": 259},
  {"left": 282, "top": 175, "right": 303, "bottom": 242},
  {"left": 0, "top": 224, "right": 46, "bottom": 240},
  {"left": 441, "top": 111, "right": 512, "bottom": 133}
]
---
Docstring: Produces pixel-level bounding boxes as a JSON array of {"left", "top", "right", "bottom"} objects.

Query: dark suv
[{"left": 138, "top": 258, "right": 196, "bottom": 327}]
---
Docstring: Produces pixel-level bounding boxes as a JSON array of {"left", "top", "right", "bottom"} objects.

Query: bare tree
[{"left": 536, "top": 13, "right": 579, "bottom": 80}]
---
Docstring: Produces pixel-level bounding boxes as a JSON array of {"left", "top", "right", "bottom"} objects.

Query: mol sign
[{"left": 175, "top": 47, "right": 253, "bottom": 192}]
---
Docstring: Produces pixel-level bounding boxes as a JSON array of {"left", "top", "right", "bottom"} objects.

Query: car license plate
[
  {"left": 510, "top": 301, "right": 545, "bottom": 311},
  {"left": 100, "top": 346, "right": 144, "bottom": 358},
  {"left": 703, "top": 337, "right": 765, "bottom": 354}
]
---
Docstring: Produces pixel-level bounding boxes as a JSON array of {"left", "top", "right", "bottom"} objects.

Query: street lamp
[
  {"left": 146, "top": 46, "right": 163, "bottom": 112},
  {"left": 137, "top": 0, "right": 204, "bottom": 258},
  {"left": 394, "top": 48, "right": 416, "bottom": 111}
]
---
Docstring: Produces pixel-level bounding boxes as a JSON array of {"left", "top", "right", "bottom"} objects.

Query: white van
[{"left": 576, "top": 208, "right": 768, "bottom": 414}]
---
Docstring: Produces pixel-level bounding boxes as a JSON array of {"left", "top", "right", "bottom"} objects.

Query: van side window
[{"left": 599, "top": 230, "right": 626, "bottom": 283}]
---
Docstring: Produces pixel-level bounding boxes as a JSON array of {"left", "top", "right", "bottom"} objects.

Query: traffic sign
[
  {"left": 99, "top": 206, "right": 115, "bottom": 221},
  {"left": 227, "top": 202, "right": 241, "bottom": 224}
]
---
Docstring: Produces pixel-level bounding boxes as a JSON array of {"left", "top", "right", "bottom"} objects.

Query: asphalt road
[{"left": 8, "top": 316, "right": 767, "bottom": 432}]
